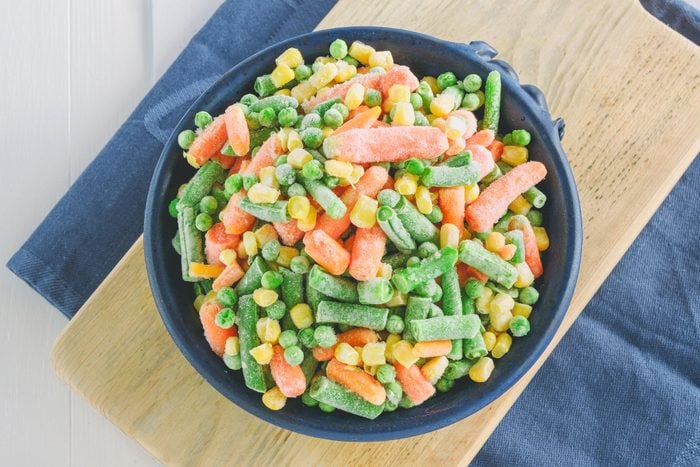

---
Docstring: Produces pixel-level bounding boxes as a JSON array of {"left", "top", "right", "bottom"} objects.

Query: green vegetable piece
[
  {"left": 177, "top": 206, "right": 204, "bottom": 282},
  {"left": 523, "top": 186, "right": 547, "bottom": 208},
  {"left": 357, "top": 278, "right": 394, "bottom": 305},
  {"left": 290, "top": 256, "right": 310, "bottom": 274},
  {"left": 301, "top": 390, "right": 318, "bottom": 407},
  {"left": 409, "top": 92, "right": 423, "bottom": 110},
  {"left": 429, "top": 303, "right": 444, "bottom": 318},
  {"left": 376, "top": 364, "right": 396, "bottom": 384},
  {"left": 392, "top": 195, "right": 439, "bottom": 243},
  {"left": 224, "top": 174, "right": 242, "bottom": 196},
  {"left": 462, "top": 92, "right": 481, "bottom": 111},
  {"left": 405, "top": 158, "right": 426, "bottom": 176},
  {"left": 240, "top": 93, "right": 258, "bottom": 106},
  {"left": 261, "top": 270, "right": 283, "bottom": 289},
  {"left": 386, "top": 314, "right": 405, "bottom": 334},
  {"left": 458, "top": 240, "right": 519, "bottom": 288},
  {"left": 172, "top": 231, "right": 181, "bottom": 255},
  {"left": 519, "top": 286, "right": 540, "bottom": 305},
  {"left": 195, "top": 213, "right": 213, "bottom": 232},
  {"left": 297, "top": 327, "right": 317, "bottom": 349},
  {"left": 364, "top": 88, "right": 382, "bottom": 107},
  {"left": 216, "top": 287, "right": 238, "bottom": 307},
  {"left": 329, "top": 39, "right": 348, "bottom": 59},
  {"left": 441, "top": 267, "right": 464, "bottom": 360},
  {"left": 279, "top": 267, "right": 304, "bottom": 309},
  {"left": 194, "top": 111, "right": 212, "bottom": 129},
  {"left": 309, "top": 265, "right": 358, "bottom": 303},
  {"left": 168, "top": 198, "right": 179, "bottom": 218},
  {"left": 238, "top": 197, "right": 290, "bottom": 223},
  {"left": 284, "top": 346, "right": 304, "bottom": 365},
  {"left": 526, "top": 209, "right": 543, "bottom": 227},
  {"left": 463, "top": 332, "right": 488, "bottom": 359},
  {"left": 235, "top": 256, "right": 268, "bottom": 295},
  {"left": 294, "top": 64, "right": 312, "bottom": 81},
  {"left": 385, "top": 380, "right": 402, "bottom": 404},
  {"left": 287, "top": 183, "right": 307, "bottom": 197},
  {"left": 403, "top": 296, "right": 432, "bottom": 343},
  {"left": 249, "top": 128, "right": 275, "bottom": 149},
  {"left": 254, "top": 74, "right": 277, "bottom": 97},
  {"left": 437, "top": 71, "right": 457, "bottom": 90},
  {"left": 504, "top": 230, "right": 525, "bottom": 264},
  {"left": 482, "top": 70, "right": 501, "bottom": 133},
  {"left": 237, "top": 295, "right": 268, "bottom": 392},
  {"left": 199, "top": 195, "right": 218, "bottom": 215},
  {"left": 278, "top": 329, "right": 298, "bottom": 349},
  {"left": 316, "top": 301, "right": 389, "bottom": 331},
  {"left": 261, "top": 239, "right": 281, "bottom": 262},
  {"left": 420, "top": 162, "right": 480, "bottom": 188},
  {"left": 311, "top": 97, "right": 342, "bottom": 116},
  {"left": 462, "top": 74, "right": 482, "bottom": 92},
  {"left": 342, "top": 55, "right": 359, "bottom": 66},
  {"left": 510, "top": 315, "right": 531, "bottom": 337},
  {"left": 435, "top": 377, "right": 455, "bottom": 393},
  {"left": 441, "top": 85, "right": 465, "bottom": 111},
  {"left": 391, "top": 247, "right": 458, "bottom": 294},
  {"left": 443, "top": 358, "right": 476, "bottom": 380},
  {"left": 223, "top": 353, "right": 242, "bottom": 370},
  {"left": 302, "top": 159, "right": 324, "bottom": 180},
  {"left": 274, "top": 163, "right": 296, "bottom": 187},
  {"left": 305, "top": 275, "right": 326, "bottom": 314},
  {"left": 314, "top": 325, "right": 338, "bottom": 348},
  {"left": 377, "top": 189, "right": 401, "bottom": 207},
  {"left": 177, "top": 161, "right": 225, "bottom": 210},
  {"left": 323, "top": 108, "right": 344, "bottom": 129},
  {"left": 331, "top": 103, "right": 349, "bottom": 119},
  {"left": 249, "top": 95, "right": 298, "bottom": 113},
  {"left": 425, "top": 205, "right": 443, "bottom": 223},
  {"left": 417, "top": 242, "right": 439, "bottom": 259},
  {"left": 277, "top": 107, "right": 298, "bottom": 127},
  {"left": 416, "top": 81, "right": 434, "bottom": 109},
  {"left": 266, "top": 300, "right": 286, "bottom": 320},
  {"left": 302, "top": 177, "right": 346, "bottom": 219},
  {"left": 309, "top": 377, "right": 384, "bottom": 419},
  {"left": 178, "top": 129, "right": 196, "bottom": 149},
  {"left": 511, "top": 129, "right": 532, "bottom": 146},
  {"left": 318, "top": 402, "right": 336, "bottom": 413},
  {"left": 410, "top": 315, "right": 481, "bottom": 342},
  {"left": 258, "top": 107, "right": 276, "bottom": 127},
  {"left": 376, "top": 205, "right": 416, "bottom": 253},
  {"left": 301, "top": 127, "right": 324, "bottom": 148},
  {"left": 383, "top": 252, "right": 411, "bottom": 269},
  {"left": 300, "top": 352, "right": 319, "bottom": 384},
  {"left": 464, "top": 278, "right": 485, "bottom": 299},
  {"left": 301, "top": 113, "right": 322, "bottom": 130},
  {"left": 215, "top": 308, "right": 235, "bottom": 329}
]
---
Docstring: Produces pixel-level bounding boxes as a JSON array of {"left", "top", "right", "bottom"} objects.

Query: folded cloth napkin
[{"left": 7, "top": 0, "right": 699, "bottom": 465}]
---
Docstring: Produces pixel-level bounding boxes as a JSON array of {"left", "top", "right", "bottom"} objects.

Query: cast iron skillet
[{"left": 144, "top": 27, "right": 582, "bottom": 441}]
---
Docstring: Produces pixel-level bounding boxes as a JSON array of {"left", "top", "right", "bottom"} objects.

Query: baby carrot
[
  {"left": 240, "top": 133, "right": 283, "bottom": 176},
  {"left": 412, "top": 340, "right": 453, "bottom": 358},
  {"left": 439, "top": 186, "right": 465, "bottom": 232},
  {"left": 221, "top": 192, "right": 256, "bottom": 235},
  {"left": 199, "top": 299, "right": 237, "bottom": 356},
  {"left": 212, "top": 261, "right": 245, "bottom": 291},
  {"left": 466, "top": 161, "right": 547, "bottom": 232},
  {"left": 272, "top": 220, "right": 305, "bottom": 246},
  {"left": 302, "top": 229, "right": 351, "bottom": 275},
  {"left": 332, "top": 106, "right": 382, "bottom": 135},
  {"left": 349, "top": 225, "right": 387, "bottom": 281},
  {"left": 466, "top": 144, "right": 495, "bottom": 181},
  {"left": 487, "top": 140, "right": 504, "bottom": 161},
  {"left": 465, "top": 129, "right": 495, "bottom": 147},
  {"left": 326, "top": 358, "right": 386, "bottom": 405},
  {"left": 394, "top": 362, "right": 436, "bottom": 405},
  {"left": 224, "top": 104, "right": 250, "bottom": 156},
  {"left": 189, "top": 115, "right": 228, "bottom": 166},
  {"left": 270, "top": 345, "right": 306, "bottom": 397},
  {"left": 211, "top": 152, "right": 236, "bottom": 169},
  {"left": 312, "top": 327, "right": 380, "bottom": 361},
  {"left": 509, "top": 215, "right": 544, "bottom": 278},
  {"left": 205, "top": 222, "right": 240, "bottom": 266},
  {"left": 188, "top": 262, "right": 225, "bottom": 279}
]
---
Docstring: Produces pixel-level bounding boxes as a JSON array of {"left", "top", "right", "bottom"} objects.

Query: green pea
[
  {"left": 331, "top": 103, "right": 349, "bottom": 120},
  {"left": 502, "top": 133, "right": 513, "bottom": 146},
  {"left": 216, "top": 287, "right": 238, "bottom": 307},
  {"left": 258, "top": 107, "right": 277, "bottom": 127},
  {"left": 436, "top": 376, "right": 455, "bottom": 392},
  {"left": 342, "top": 55, "right": 359, "bottom": 66},
  {"left": 406, "top": 256, "right": 421, "bottom": 267},
  {"left": 240, "top": 93, "right": 258, "bottom": 106},
  {"left": 511, "top": 129, "right": 532, "bottom": 146},
  {"left": 519, "top": 287, "right": 539, "bottom": 305},
  {"left": 301, "top": 113, "right": 322, "bottom": 130},
  {"left": 290, "top": 256, "right": 310, "bottom": 274},
  {"left": 277, "top": 107, "right": 298, "bottom": 127},
  {"left": 246, "top": 112, "right": 261, "bottom": 130},
  {"left": 329, "top": 38, "right": 348, "bottom": 59},
  {"left": 510, "top": 315, "right": 531, "bottom": 337},
  {"left": 265, "top": 301, "right": 286, "bottom": 320},
  {"left": 464, "top": 278, "right": 485, "bottom": 299},
  {"left": 383, "top": 399, "right": 398, "bottom": 412},
  {"left": 426, "top": 205, "right": 443, "bottom": 223},
  {"left": 404, "top": 159, "right": 425, "bottom": 177},
  {"left": 318, "top": 402, "right": 336, "bottom": 413},
  {"left": 262, "top": 240, "right": 282, "bottom": 262},
  {"left": 199, "top": 195, "right": 218, "bottom": 215},
  {"left": 302, "top": 159, "right": 324, "bottom": 180},
  {"left": 178, "top": 129, "right": 196, "bottom": 149},
  {"left": 215, "top": 308, "right": 235, "bottom": 329},
  {"left": 287, "top": 183, "right": 306, "bottom": 197},
  {"left": 283, "top": 346, "right": 304, "bottom": 365},
  {"left": 475, "top": 90, "right": 485, "bottom": 108},
  {"left": 364, "top": 88, "right": 382, "bottom": 107},
  {"left": 308, "top": 148, "right": 325, "bottom": 163},
  {"left": 301, "top": 391, "right": 318, "bottom": 407},
  {"left": 223, "top": 353, "right": 242, "bottom": 370},
  {"left": 311, "top": 62, "right": 323, "bottom": 74},
  {"left": 194, "top": 111, "right": 213, "bottom": 129},
  {"left": 462, "top": 92, "right": 481, "bottom": 111},
  {"left": 376, "top": 364, "right": 396, "bottom": 384},
  {"left": 293, "top": 64, "right": 310, "bottom": 81},
  {"left": 414, "top": 112, "right": 429, "bottom": 126},
  {"left": 271, "top": 164, "right": 293, "bottom": 187},
  {"left": 301, "top": 127, "right": 324, "bottom": 149},
  {"left": 462, "top": 74, "right": 482, "bottom": 92},
  {"left": 195, "top": 213, "right": 213, "bottom": 232},
  {"left": 224, "top": 174, "right": 243, "bottom": 196},
  {"left": 386, "top": 315, "right": 404, "bottom": 334},
  {"left": 417, "top": 241, "right": 439, "bottom": 258},
  {"left": 242, "top": 174, "right": 258, "bottom": 191},
  {"left": 168, "top": 198, "right": 180, "bottom": 218},
  {"left": 324, "top": 109, "right": 344, "bottom": 129},
  {"left": 437, "top": 71, "right": 457, "bottom": 90},
  {"left": 409, "top": 93, "right": 423, "bottom": 110},
  {"left": 298, "top": 327, "right": 317, "bottom": 348},
  {"left": 278, "top": 329, "right": 298, "bottom": 348},
  {"left": 322, "top": 175, "right": 339, "bottom": 189},
  {"left": 314, "top": 325, "right": 337, "bottom": 348}
]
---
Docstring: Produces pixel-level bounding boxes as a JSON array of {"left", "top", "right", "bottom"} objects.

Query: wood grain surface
[{"left": 51, "top": 0, "right": 700, "bottom": 465}]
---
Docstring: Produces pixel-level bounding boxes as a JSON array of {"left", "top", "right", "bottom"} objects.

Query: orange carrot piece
[
  {"left": 211, "top": 152, "right": 237, "bottom": 169},
  {"left": 326, "top": 358, "right": 386, "bottom": 405},
  {"left": 464, "top": 264, "right": 489, "bottom": 283},
  {"left": 347, "top": 104, "right": 370, "bottom": 119},
  {"left": 272, "top": 220, "right": 304, "bottom": 246},
  {"left": 199, "top": 300, "right": 236, "bottom": 356},
  {"left": 332, "top": 106, "right": 382, "bottom": 135},
  {"left": 349, "top": 225, "right": 387, "bottom": 281},
  {"left": 205, "top": 223, "right": 240, "bottom": 266},
  {"left": 372, "top": 120, "right": 390, "bottom": 128},
  {"left": 221, "top": 192, "right": 255, "bottom": 235},
  {"left": 394, "top": 363, "right": 435, "bottom": 405},
  {"left": 228, "top": 156, "right": 249, "bottom": 176},
  {"left": 212, "top": 261, "right": 245, "bottom": 291},
  {"left": 189, "top": 115, "right": 228, "bottom": 166},
  {"left": 240, "top": 133, "right": 282, "bottom": 176},
  {"left": 224, "top": 104, "right": 250, "bottom": 156},
  {"left": 412, "top": 340, "right": 452, "bottom": 358},
  {"left": 509, "top": 216, "right": 544, "bottom": 278},
  {"left": 312, "top": 328, "right": 380, "bottom": 362},
  {"left": 466, "top": 161, "right": 547, "bottom": 232},
  {"left": 343, "top": 234, "right": 355, "bottom": 251},
  {"left": 465, "top": 129, "right": 495, "bottom": 147},
  {"left": 487, "top": 140, "right": 504, "bottom": 161},
  {"left": 439, "top": 186, "right": 466, "bottom": 232},
  {"left": 302, "top": 230, "right": 351, "bottom": 275},
  {"left": 270, "top": 345, "right": 306, "bottom": 397},
  {"left": 466, "top": 144, "right": 495, "bottom": 181},
  {"left": 189, "top": 262, "right": 225, "bottom": 279}
]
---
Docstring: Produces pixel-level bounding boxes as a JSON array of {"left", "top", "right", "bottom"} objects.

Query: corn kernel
[
  {"left": 334, "top": 60, "right": 357, "bottom": 82},
  {"left": 482, "top": 331, "right": 497, "bottom": 351},
  {"left": 391, "top": 102, "right": 415, "bottom": 126},
  {"left": 440, "top": 223, "right": 461, "bottom": 249},
  {"left": 395, "top": 173, "right": 419, "bottom": 195},
  {"left": 533, "top": 226, "right": 550, "bottom": 251},
  {"left": 277, "top": 128, "right": 291, "bottom": 151},
  {"left": 276, "top": 246, "right": 299, "bottom": 267},
  {"left": 508, "top": 195, "right": 532, "bottom": 215},
  {"left": 362, "top": 342, "right": 387, "bottom": 366},
  {"left": 344, "top": 82, "right": 365, "bottom": 109},
  {"left": 325, "top": 160, "right": 354, "bottom": 178},
  {"left": 253, "top": 288, "right": 278, "bottom": 307},
  {"left": 490, "top": 292, "right": 515, "bottom": 314},
  {"left": 262, "top": 386, "right": 287, "bottom": 410},
  {"left": 445, "top": 115, "right": 468, "bottom": 140},
  {"left": 219, "top": 249, "right": 237, "bottom": 266},
  {"left": 392, "top": 340, "right": 419, "bottom": 368},
  {"left": 469, "top": 356, "right": 495, "bottom": 383},
  {"left": 271, "top": 63, "right": 295, "bottom": 88},
  {"left": 388, "top": 84, "right": 411, "bottom": 103},
  {"left": 254, "top": 223, "right": 278, "bottom": 247},
  {"left": 193, "top": 294, "right": 205, "bottom": 311},
  {"left": 274, "top": 88, "right": 292, "bottom": 96},
  {"left": 485, "top": 231, "right": 506, "bottom": 252},
  {"left": 386, "top": 290, "right": 408, "bottom": 307},
  {"left": 348, "top": 40, "right": 375, "bottom": 65},
  {"left": 377, "top": 262, "right": 393, "bottom": 279},
  {"left": 248, "top": 183, "right": 280, "bottom": 204},
  {"left": 287, "top": 130, "right": 303, "bottom": 151},
  {"left": 249, "top": 342, "right": 273, "bottom": 365},
  {"left": 276, "top": 47, "right": 303, "bottom": 68},
  {"left": 224, "top": 336, "right": 240, "bottom": 356},
  {"left": 513, "top": 262, "right": 535, "bottom": 288},
  {"left": 296, "top": 205, "right": 317, "bottom": 232},
  {"left": 354, "top": 347, "right": 365, "bottom": 366},
  {"left": 316, "top": 86, "right": 332, "bottom": 99},
  {"left": 491, "top": 332, "right": 512, "bottom": 359},
  {"left": 501, "top": 146, "right": 529, "bottom": 166},
  {"left": 309, "top": 63, "right": 338, "bottom": 89},
  {"left": 384, "top": 334, "right": 401, "bottom": 363},
  {"left": 186, "top": 152, "right": 201, "bottom": 168},
  {"left": 256, "top": 317, "right": 281, "bottom": 344},
  {"left": 489, "top": 308, "right": 513, "bottom": 333},
  {"left": 369, "top": 50, "right": 394, "bottom": 69},
  {"left": 287, "top": 195, "right": 311, "bottom": 220},
  {"left": 322, "top": 126, "right": 334, "bottom": 138},
  {"left": 475, "top": 287, "right": 494, "bottom": 314},
  {"left": 289, "top": 303, "right": 313, "bottom": 329},
  {"left": 287, "top": 148, "right": 311, "bottom": 169},
  {"left": 259, "top": 166, "right": 279, "bottom": 189},
  {"left": 350, "top": 194, "right": 378, "bottom": 228},
  {"left": 243, "top": 231, "right": 258, "bottom": 256},
  {"left": 334, "top": 342, "right": 361, "bottom": 366},
  {"left": 420, "top": 356, "right": 449, "bottom": 384},
  {"left": 464, "top": 183, "right": 480, "bottom": 204},
  {"left": 347, "top": 164, "right": 365, "bottom": 185},
  {"left": 422, "top": 76, "right": 439, "bottom": 94},
  {"left": 291, "top": 80, "right": 317, "bottom": 103},
  {"left": 237, "top": 239, "right": 249, "bottom": 259},
  {"left": 430, "top": 95, "right": 454, "bottom": 118},
  {"left": 415, "top": 186, "right": 433, "bottom": 214},
  {"left": 364, "top": 364, "right": 379, "bottom": 376},
  {"left": 512, "top": 302, "right": 533, "bottom": 319},
  {"left": 431, "top": 117, "right": 446, "bottom": 129}
]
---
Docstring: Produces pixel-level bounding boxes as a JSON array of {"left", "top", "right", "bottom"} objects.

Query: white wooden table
[{"left": 1, "top": 1, "right": 697, "bottom": 465}]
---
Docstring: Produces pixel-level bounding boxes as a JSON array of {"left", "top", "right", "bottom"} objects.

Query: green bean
[
  {"left": 309, "top": 265, "right": 358, "bottom": 303},
  {"left": 316, "top": 301, "right": 389, "bottom": 331},
  {"left": 177, "top": 161, "right": 225, "bottom": 210},
  {"left": 177, "top": 206, "right": 204, "bottom": 282},
  {"left": 482, "top": 70, "right": 501, "bottom": 133},
  {"left": 300, "top": 352, "right": 319, "bottom": 384},
  {"left": 442, "top": 151, "right": 472, "bottom": 167},
  {"left": 302, "top": 177, "right": 346, "bottom": 219},
  {"left": 309, "top": 377, "right": 384, "bottom": 419},
  {"left": 238, "top": 197, "right": 290, "bottom": 223},
  {"left": 254, "top": 74, "right": 277, "bottom": 97},
  {"left": 392, "top": 196, "right": 439, "bottom": 243},
  {"left": 235, "top": 256, "right": 268, "bottom": 295},
  {"left": 413, "top": 279, "right": 439, "bottom": 300},
  {"left": 391, "top": 247, "right": 458, "bottom": 294},
  {"left": 443, "top": 359, "right": 476, "bottom": 380},
  {"left": 376, "top": 205, "right": 416, "bottom": 253},
  {"left": 481, "top": 162, "right": 503, "bottom": 186},
  {"left": 417, "top": 81, "right": 434, "bottom": 109},
  {"left": 523, "top": 186, "right": 547, "bottom": 208},
  {"left": 249, "top": 127, "right": 275, "bottom": 149},
  {"left": 458, "top": 240, "right": 518, "bottom": 288},
  {"left": 357, "top": 278, "right": 394, "bottom": 305},
  {"left": 441, "top": 267, "right": 463, "bottom": 360},
  {"left": 410, "top": 315, "right": 481, "bottom": 342},
  {"left": 383, "top": 252, "right": 411, "bottom": 269},
  {"left": 305, "top": 275, "right": 326, "bottom": 314},
  {"left": 504, "top": 230, "right": 525, "bottom": 263},
  {"left": 421, "top": 162, "right": 480, "bottom": 188},
  {"left": 311, "top": 97, "right": 341, "bottom": 116},
  {"left": 462, "top": 295, "right": 476, "bottom": 315},
  {"left": 237, "top": 295, "right": 268, "bottom": 393},
  {"left": 463, "top": 332, "right": 488, "bottom": 360},
  {"left": 279, "top": 267, "right": 304, "bottom": 307},
  {"left": 403, "top": 296, "right": 432, "bottom": 343},
  {"left": 248, "top": 95, "right": 298, "bottom": 113}
]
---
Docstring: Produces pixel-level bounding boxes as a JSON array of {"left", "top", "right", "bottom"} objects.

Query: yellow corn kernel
[
  {"left": 237, "top": 239, "right": 249, "bottom": 259},
  {"left": 325, "top": 160, "right": 354, "bottom": 178},
  {"left": 243, "top": 231, "right": 258, "bottom": 256},
  {"left": 362, "top": 342, "right": 387, "bottom": 366},
  {"left": 224, "top": 336, "right": 240, "bottom": 356},
  {"left": 274, "top": 88, "right": 292, "bottom": 96},
  {"left": 395, "top": 173, "right": 419, "bottom": 195},
  {"left": 501, "top": 146, "right": 529, "bottom": 166},
  {"left": 354, "top": 347, "right": 365, "bottom": 366},
  {"left": 512, "top": 302, "right": 533, "bottom": 319},
  {"left": 322, "top": 126, "right": 334, "bottom": 138},
  {"left": 490, "top": 292, "right": 515, "bottom": 314},
  {"left": 422, "top": 76, "right": 439, "bottom": 94},
  {"left": 491, "top": 332, "right": 512, "bottom": 359},
  {"left": 350, "top": 194, "right": 378, "bottom": 228},
  {"left": 309, "top": 63, "right": 338, "bottom": 89},
  {"left": 256, "top": 317, "right": 281, "bottom": 344},
  {"left": 485, "top": 231, "right": 506, "bottom": 252},
  {"left": 469, "top": 356, "right": 495, "bottom": 383},
  {"left": 388, "top": 84, "right": 411, "bottom": 103},
  {"left": 348, "top": 40, "right": 375, "bottom": 65},
  {"left": 415, "top": 186, "right": 433, "bottom": 214},
  {"left": 291, "top": 80, "right": 317, "bottom": 103},
  {"left": 219, "top": 249, "right": 237, "bottom": 266},
  {"left": 426, "top": 114, "right": 438, "bottom": 125},
  {"left": 262, "top": 386, "right": 287, "bottom": 410},
  {"left": 445, "top": 115, "right": 468, "bottom": 140},
  {"left": 489, "top": 308, "right": 513, "bottom": 333},
  {"left": 277, "top": 128, "right": 291, "bottom": 150},
  {"left": 386, "top": 290, "right": 408, "bottom": 307},
  {"left": 464, "top": 183, "right": 480, "bottom": 204},
  {"left": 364, "top": 364, "right": 379, "bottom": 376},
  {"left": 186, "top": 152, "right": 201, "bottom": 168},
  {"left": 391, "top": 102, "right": 415, "bottom": 126},
  {"left": 384, "top": 334, "right": 401, "bottom": 363},
  {"left": 275, "top": 47, "right": 303, "bottom": 68},
  {"left": 334, "top": 342, "right": 361, "bottom": 366},
  {"left": 392, "top": 340, "right": 419, "bottom": 368},
  {"left": 420, "top": 356, "right": 449, "bottom": 384},
  {"left": 248, "top": 183, "right": 280, "bottom": 204},
  {"left": 287, "top": 148, "right": 312, "bottom": 168},
  {"left": 509, "top": 195, "right": 532, "bottom": 215},
  {"left": 254, "top": 223, "right": 278, "bottom": 247},
  {"left": 276, "top": 246, "right": 299, "bottom": 267},
  {"left": 429, "top": 94, "right": 454, "bottom": 118},
  {"left": 482, "top": 331, "right": 497, "bottom": 352},
  {"left": 287, "top": 195, "right": 311, "bottom": 220},
  {"left": 193, "top": 294, "right": 206, "bottom": 311},
  {"left": 347, "top": 164, "right": 365, "bottom": 185},
  {"left": 513, "top": 262, "right": 535, "bottom": 288},
  {"left": 431, "top": 117, "right": 446, "bottom": 128},
  {"left": 249, "top": 342, "right": 273, "bottom": 365},
  {"left": 289, "top": 303, "right": 313, "bottom": 329},
  {"left": 259, "top": 166, "right": 279, "bottom": 189},
  {"left": 271, "top": 63, "right": 295, "bottom": 88},
  {"left": 475, "top": 286, "right": 494, "bottom": 314},
  {"left": 533, "top": 226, "right": 550, "bottom": 251},
  {"left": 334, "top": 60, "right": 357, "bottom": 82},
  {"left": 253, "top": 288, "right": 278, "bottom": 308},
  {"left": 296, "top": 205, "right": 317, "bottom": 232},
  {"left": 440, "top": 223, "right": 461, "bottom": 249},
  {"left": 344, "top": 82, "right": 365, "bottom": 110},
  {"left": 287, "top": 130, "right": 303, "bottom": 151},
  {"left": 369, "top": 50, "right": 394, "bottom": 69}
]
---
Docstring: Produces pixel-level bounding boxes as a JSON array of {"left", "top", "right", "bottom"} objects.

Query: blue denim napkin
[{"left": 7, "top": 0, "right": 699, "bottom": 465}]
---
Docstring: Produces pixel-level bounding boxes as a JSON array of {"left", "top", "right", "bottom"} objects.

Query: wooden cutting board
[{"left": 52, "top": 0, "right": 700, "bottom": 465}]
